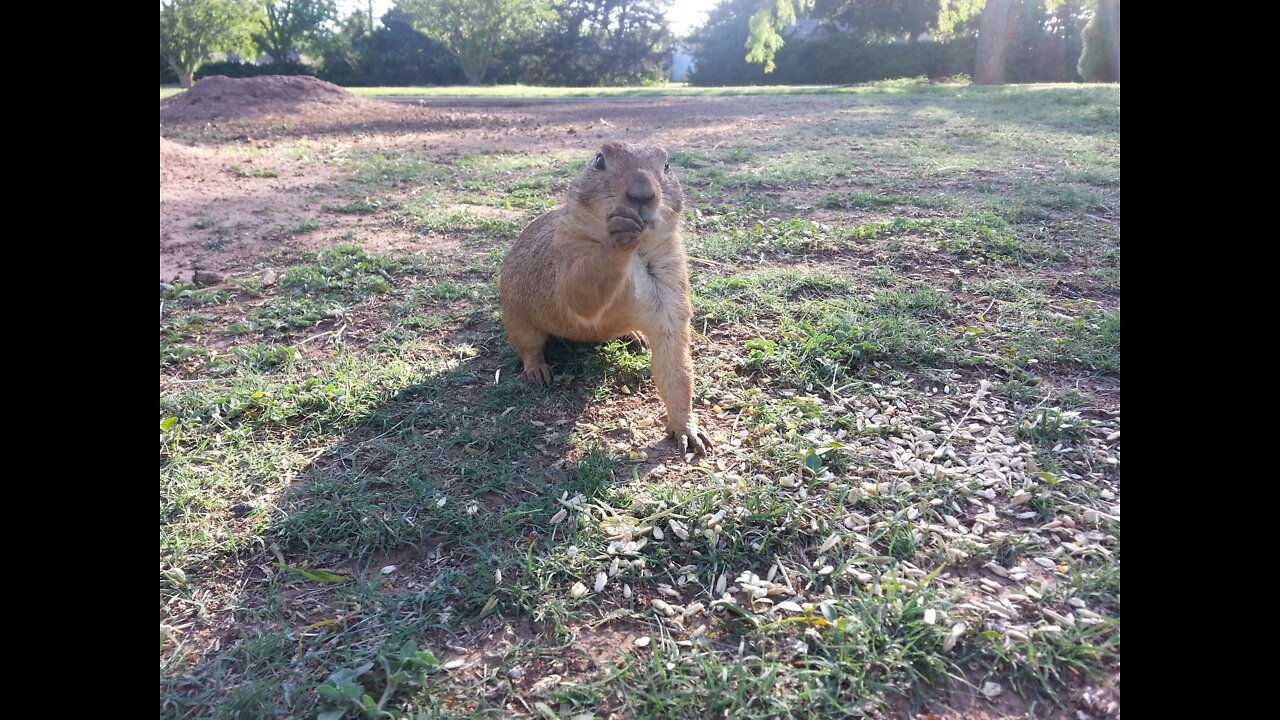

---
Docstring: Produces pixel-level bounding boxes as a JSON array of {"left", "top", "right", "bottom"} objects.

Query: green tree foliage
[
  {"left": 691, "top": 10, "right": 972, "bottom": 84},
  {"left": 194, "top": 58, "right": 315, "bottom": 80},
  {"left": 1078, "top": 0, "right": 1118, "bottom": 81},
  {"left": 520, "top": 0, "right": 672, "bottom": 85},
  {"left": 160, "top": 0, "right": 259, "bottom": 88},
  {"left": 744, "top": 0, "right": 814, "bottom": 73},
  {"left": 699, "top": 0, "right": 961, "bottom": 82},
  {"left": 693, "top": 0, "right": 1086, "bottom": 86},
  {"left": 689, "top": 0, "right": 771, "bottom": 83},
  {"left": 397, "top": 0, "right": 554, "bottom": 84},
  {"left": 319, "top": 8, "right": 465, "bottom": 86},
  {"left": 742, "top": 0, "right": 952, "bottom": 72},
  {"left": 936, "top": 0, "right": 986, "bottom": 35},
  {"left": 1007, "top": 0, "right": 1087, "bottom": 82},
  {"left": 973, "top": 0, "right": 1099, "bottom": 85},
  {"left": 252, "top": 0, "right": 338, "bottom": 62},
  {"left": 819, "top": 0, "right": 941, "bottom": 42}
]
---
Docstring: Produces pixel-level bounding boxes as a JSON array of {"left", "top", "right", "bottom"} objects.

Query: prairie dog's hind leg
[{"left": 624, "top": 332, "right": 649, "bottom": 351}]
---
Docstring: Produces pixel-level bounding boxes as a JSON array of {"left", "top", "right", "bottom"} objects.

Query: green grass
[
  {"left": 692, "top": 218, "right": 882, "bottom": 261},
  {"left": 231, "top": 164, "right": 279, "bottom": 179},
  {"left": 280, "top": 218, "right": 323, "bottom": 237},
  {"left": 346, "top": 79, "right": 955, "bottom": 98},
  {"left": 161, "top": 82, "right": 886, "bottom": 101},
  {"left": 161, "top": 84, "right": 1119, "bottom": 718},
  {"left": 163, "top": 79, "right": 1119, "bottom": 101},
  {"left": 819, "top": 191, "right": 953, "bottom": 211}
]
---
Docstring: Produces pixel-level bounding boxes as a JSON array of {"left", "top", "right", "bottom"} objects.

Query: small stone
[{"left": 193, "top": 269, "right": 224, "bottom": 285}]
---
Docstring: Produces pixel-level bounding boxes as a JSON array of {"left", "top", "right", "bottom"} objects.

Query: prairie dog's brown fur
[{"left": 499, "top": 142, "right": 712, "bottom": 456}]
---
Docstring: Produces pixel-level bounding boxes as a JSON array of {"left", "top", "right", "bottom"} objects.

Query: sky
[
  {"left": 665, "top": 0, "right": 718, "bottom": 35},
  {"left": 340, "top": 0, "right": 720, "bottom": 37}
]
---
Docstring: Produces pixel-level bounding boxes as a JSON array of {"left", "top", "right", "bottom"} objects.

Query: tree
[
  {"left": 742, "top": 0, "right": 939, "bottom": 71},
  {"left": 523, "top": 0, "right": 672, "bottom": 86},
  {"left": 1102, "top": 0, "right": 1118, "bottom": 80},
  {"left": 397, "top": 0, "right": 553, "bottom": 84},
  {"left": 252, "top": 0, "right": 338, "bottom": 62},
  {"left": 357, "top": 8, "right": 465, "bottom": 85},
  {"left": 1006, "top": 0, "right": 1087, "bottom": 82},
  {"left": 707, "top": 0, "right": 954, "bottom": 83},
  {"left": 941, "top": 0, "right": 1093, "bottom": 85},
  {"left": 743, "top": 0, "right": 814, "bottom": 73},
  {"left": 1078, "top": 0, "right": 1118, "bottom": 82},
  {"left": 689, "top": 0, "right": 772, "bottom": 84},
  {"left": 819, "top": 0, "right": 941, "bottom": 42},
  {"left": 160, "top": 0, "right": 258, "bottom": 88},
  {"left": 729, "top": 0, "right": 1095, "bottom": 85},
  {"left": 973, "top": 0, "right": 1018, "bottom": 83},
  {"left": 935, "top": 0, "right": 985, "bottom": 36}
]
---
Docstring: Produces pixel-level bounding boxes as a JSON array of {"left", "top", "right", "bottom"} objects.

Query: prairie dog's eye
[
  {"left": 663, "top": 162, "right": 671, "bottom": 173},
  {"left": 594, "top": 153, "right": 606, "bottom": 170}
]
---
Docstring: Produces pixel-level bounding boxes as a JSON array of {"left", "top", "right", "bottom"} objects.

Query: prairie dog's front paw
[
  {"left": 522, "top": 362, "right": 553, "bottom": 386},
  {"left": 607, "top": 206, "right": 644, "bottom": 248},
  {"left": 669, "top": 420, "right": 713, "bottom": 459}
]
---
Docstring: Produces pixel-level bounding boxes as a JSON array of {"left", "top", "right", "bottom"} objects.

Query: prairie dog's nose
[{"left": 627, "top": 173, "right": 657, "bottom": 205}]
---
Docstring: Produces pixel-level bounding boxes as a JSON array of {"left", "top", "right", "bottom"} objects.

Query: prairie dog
[{"left": 498, "top": 142, "right": 712, "bottom": 456}]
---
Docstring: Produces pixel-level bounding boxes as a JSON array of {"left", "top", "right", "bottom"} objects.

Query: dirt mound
[
  {"left": 160, "top": 75, "right": 373, "bottom": 124},
  {"left": 160, "top": 136, "right": 215, "bottom": 184},
  {"left": 160, "top": 135, "right": 204, "bottom": 158}
]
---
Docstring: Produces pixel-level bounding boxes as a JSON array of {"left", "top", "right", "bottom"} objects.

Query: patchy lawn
[{"left": 161, "top": 78, "right": 1119, "bottom": 720}]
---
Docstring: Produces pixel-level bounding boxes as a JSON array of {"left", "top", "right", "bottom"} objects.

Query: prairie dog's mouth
[
  {"left": 606, "top": 196, "right": 665, "bottom": 232},
  {"left": 607, "top": 207, "right": 662, "bottom": 227}
]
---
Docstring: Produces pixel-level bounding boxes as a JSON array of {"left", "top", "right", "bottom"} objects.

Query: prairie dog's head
[{"left": 571, "top": 141, "right": 684, "bottom": 232}]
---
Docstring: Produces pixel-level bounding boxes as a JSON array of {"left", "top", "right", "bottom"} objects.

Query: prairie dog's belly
[{"left": 556, "top": 253, "right": 657, "bottom": 342}]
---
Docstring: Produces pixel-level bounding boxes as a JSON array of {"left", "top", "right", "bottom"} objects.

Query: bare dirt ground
[{"left": 161, "top": 76, "right": 881, "bottom": 283}]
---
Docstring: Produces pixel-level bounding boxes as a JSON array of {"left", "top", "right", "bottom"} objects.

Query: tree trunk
[
  {"left": 163, "top": 55, "right": 194, "bottom": 89},
  {"left": 974, "top": 0, "right": 1019, "bottom": 85},
  {"left": 1102, "top": 0, "right": 1120, "bottom": 82}
]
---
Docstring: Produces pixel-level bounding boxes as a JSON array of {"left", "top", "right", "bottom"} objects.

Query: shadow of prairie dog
[{"left": 499, "top": 141, "right": 712, "bottom": 456}]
